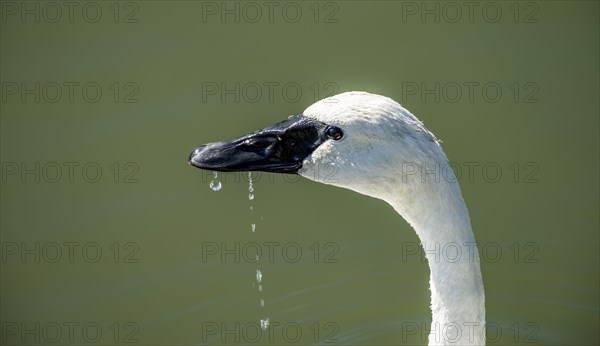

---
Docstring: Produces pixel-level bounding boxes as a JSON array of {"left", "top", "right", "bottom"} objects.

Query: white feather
[{"left": 300, "top": 91, "right": 486, "bottom": 345}]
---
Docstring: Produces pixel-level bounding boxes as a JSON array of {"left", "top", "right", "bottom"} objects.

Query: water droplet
[
  {"left": 209, "top": 172, "right": 222, "bottom": 191},
  {"left": 256, "top": 269, "right": 262, "bottom": 283},
  {"left": 209, "top": 180, "right": 222, "bottom": 191},
  {"left": 248, "top": 172, "right": 255, "bottom": 200},
  {"left": 260, "top": 318, "right": 269, "bottom": 330},
  {"left": 248, "top": 172, "right": 266, "bottom": 319}
]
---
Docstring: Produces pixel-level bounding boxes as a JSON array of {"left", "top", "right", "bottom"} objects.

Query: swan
[{"left": 189, "top": 91, "right": 485, "bottom": 345}]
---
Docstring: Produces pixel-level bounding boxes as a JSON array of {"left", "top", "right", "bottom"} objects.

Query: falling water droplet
[
  {"left": 256, "top": 269, "right": 262, "bottom": 283},
  {"left": 209, "top": 180, "right": 222, "bottom": 191},
  {"left": 247, "top": 172, "right": 267, "bottom": 328},
  {"left": 260, "top": 318, "right": 269, "bottom": 330},
  {"left": 209, "top": 172, "right": 222, "bottom": 192},
  {"left": 248, "top": 172, "right": 255, "bottom": 200}
]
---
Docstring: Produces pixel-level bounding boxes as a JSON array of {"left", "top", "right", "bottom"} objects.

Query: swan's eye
[
  {"left": 243, "top": 137, "right": 276, "bottom": 149},
  {"left": 326, "top": 126, "right": 344, "bottom": 140}
]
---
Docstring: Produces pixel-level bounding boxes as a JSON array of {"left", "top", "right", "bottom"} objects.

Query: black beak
[{"left": 189, "top": 114, "right": 329, "bottom": 174}]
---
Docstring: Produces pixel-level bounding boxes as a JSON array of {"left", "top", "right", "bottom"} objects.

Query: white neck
[
  {"left": 387, "top": 176, "right": 486, "bottom": 345},
  {"left": 298, "top": 90, "right": 486, "bottom": 345}
]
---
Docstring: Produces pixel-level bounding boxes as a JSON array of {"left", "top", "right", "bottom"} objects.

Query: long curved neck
[{"left": 388, "top": 177, "right": 486, "bottom": 345}]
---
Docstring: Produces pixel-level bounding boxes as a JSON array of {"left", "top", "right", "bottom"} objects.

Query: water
[
  {"left": 255, "top": 269, "right": 262, "bottom": 283},
  {"left": 209, "top": 171, "right": 222, "bottom": 191},
  {"left": 2, "top": 3, "right": 598, "bottom": 344},
  {"left": 248, "top": 172, "right": 269, "bottom": 329},
  {"left": 248, "top": 174, "right": 255, "bottom": 200},
  {"left": 260, "top": 318, "right": 270, "bottom": 330}
]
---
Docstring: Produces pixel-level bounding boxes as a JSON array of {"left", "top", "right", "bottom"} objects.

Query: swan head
[
  {"left": 189, "top": 91, "right": 446, "bottom": 201},
  {"left": 189, "top": 92, "right": 484, "bottom": 344}
]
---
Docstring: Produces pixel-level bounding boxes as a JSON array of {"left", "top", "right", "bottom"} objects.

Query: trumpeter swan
[{"left": 189, "top": 91, "right": 485, "bottom": 345}]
